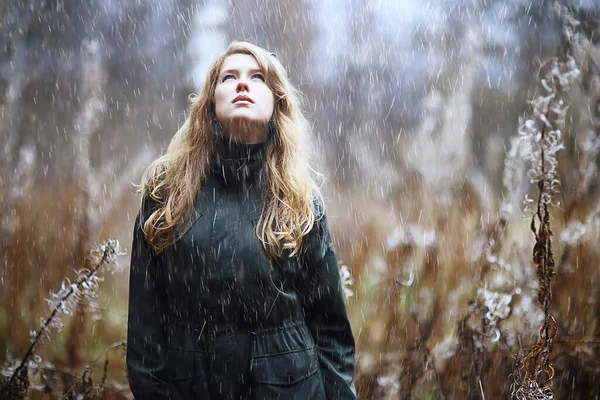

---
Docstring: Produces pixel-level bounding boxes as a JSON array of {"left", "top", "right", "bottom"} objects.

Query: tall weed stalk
[
  {"left": 511, "top": 12, "right": 581, "bottom": 397},
  {"left": 0, "top": 239, "right": 123, "bottom": 400}
]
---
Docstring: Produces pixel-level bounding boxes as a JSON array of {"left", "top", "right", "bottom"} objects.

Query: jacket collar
[{"left": 210, "top": 123, "right": 272, "bottom": 186}]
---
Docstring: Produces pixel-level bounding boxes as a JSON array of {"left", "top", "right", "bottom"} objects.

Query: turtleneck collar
[{"left": 210, "top": 122, "right": 273, "bottom": 186}]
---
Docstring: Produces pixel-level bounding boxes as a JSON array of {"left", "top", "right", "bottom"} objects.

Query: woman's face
[{"left": 214, "top": 53, "right": 275, "bottom": 138}]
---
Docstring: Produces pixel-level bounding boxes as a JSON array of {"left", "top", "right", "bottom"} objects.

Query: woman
[{"left": 126, "top": 41, "right": 356, "bottom": 400}]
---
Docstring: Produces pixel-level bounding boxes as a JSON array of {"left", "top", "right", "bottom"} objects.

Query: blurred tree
[{"left": 226, "top": 0, "right": 315, "bottom": 81}]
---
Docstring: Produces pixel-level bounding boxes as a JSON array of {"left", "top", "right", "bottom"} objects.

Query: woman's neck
[{"left": 221, "top": 119, "right": 267, "bottom": 144}]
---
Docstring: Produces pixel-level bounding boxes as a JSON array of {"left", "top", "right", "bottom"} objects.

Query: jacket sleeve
[
  {"left": 299, "top": 201, "right": 357, "bottom": 399},
  {"left": 126, "top": 202, "right": 169, "bottom": 399}
]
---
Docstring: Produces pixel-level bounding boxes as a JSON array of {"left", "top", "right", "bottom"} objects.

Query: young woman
[{"left": 126, "top": 41, "right": 356, "bottom": 400}]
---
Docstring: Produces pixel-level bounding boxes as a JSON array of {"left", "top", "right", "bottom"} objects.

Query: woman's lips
[{"left": 233, "top": 95, "right": 253, "bottom": 103}]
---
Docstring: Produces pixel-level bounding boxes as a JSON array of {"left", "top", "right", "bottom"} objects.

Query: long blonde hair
[{"left": 139, "top": 41, "right": 322, "bottom": 259}]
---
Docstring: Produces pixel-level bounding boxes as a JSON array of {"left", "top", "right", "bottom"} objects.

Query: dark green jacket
[{"left": 126, "top": 134, "right": 356, "bottom": 399}]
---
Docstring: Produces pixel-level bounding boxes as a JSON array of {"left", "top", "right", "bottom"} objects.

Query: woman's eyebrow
[{"left": 220, "top": 68, "right": 264, "bottom": 76}]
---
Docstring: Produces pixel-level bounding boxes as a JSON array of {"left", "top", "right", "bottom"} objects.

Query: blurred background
[{"left": 1, "top": 0, "right": 600, "bottom": 398}]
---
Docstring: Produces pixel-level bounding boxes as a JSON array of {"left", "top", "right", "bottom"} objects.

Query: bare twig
[{"left": 84, "top": 340, "right": 127, "bottom": 372}]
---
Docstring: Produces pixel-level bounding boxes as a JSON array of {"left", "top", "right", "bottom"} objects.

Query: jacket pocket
[
  {"left": 251, "top": 347, "right": 325, "bottom": 399},
  {"left": 165, "top": 347, "right": 206, "bottom": 400}
]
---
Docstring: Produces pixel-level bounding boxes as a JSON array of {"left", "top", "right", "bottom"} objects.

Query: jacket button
[{"left": 287, "top": 374, "right": 294, "bottom": 384}]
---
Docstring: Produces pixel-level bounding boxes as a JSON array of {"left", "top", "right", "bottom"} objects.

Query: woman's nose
[{"left": 236, "top": 80, "right": 249, "bottom": 93}]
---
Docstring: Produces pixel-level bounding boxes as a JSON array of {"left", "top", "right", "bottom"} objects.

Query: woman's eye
[
  {"left": 253, "top": 74, "right": 265, "bottom": 81},
  {"left": 222, "top": 74, "right": 235, "bottom": 82}
]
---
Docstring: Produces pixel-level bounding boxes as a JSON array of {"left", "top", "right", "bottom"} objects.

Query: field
[{"left": 1, "top": 2, "right": 599, "bottom": 399}]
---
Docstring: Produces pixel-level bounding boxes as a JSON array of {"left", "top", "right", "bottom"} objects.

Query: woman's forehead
[{"left": 220, "top": 53, "right": 262, "bottom": 72}]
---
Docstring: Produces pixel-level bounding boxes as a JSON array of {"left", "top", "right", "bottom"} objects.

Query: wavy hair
[{"left": 138, "top": 41, "right": 322, "bottom": 259}]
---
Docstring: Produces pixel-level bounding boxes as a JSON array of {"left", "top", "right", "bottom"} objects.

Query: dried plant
[
  {"left": 511, "top": 350, "right": 556, "bottom": 400},
  {"left": 339, "top": 262, "right": 355, "bottom": 299},
  {"left": 60, "top": 340, "right": 127, "bottom": 399},
  {"left": 511, "top": 12, "right": 581, "bottom": 399},
  {"left": 0, "top": 239, "right": 124, "bottom": 400},
  {"left": 458, "top": 265, "right": 514, "bottom": 398},
  {"left": 456, "top": 139, "right": 515, "bottom": 398}
]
